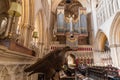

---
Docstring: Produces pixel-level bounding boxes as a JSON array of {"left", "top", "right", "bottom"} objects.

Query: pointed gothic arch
[
  {"left": 35, "top": 10, "right": 44, "bottom": 41},
  {"left": 52, "top": 0, "right": 84, "bottom": 13},
  {"left": 95, "top": 30, "right": 108, "bottom": 51},
  {"left": 34, "top": 10, "right": 46, "bottom": 57},
  {"left": 110, "top": 12, "right": 120, "bottom": 46}
]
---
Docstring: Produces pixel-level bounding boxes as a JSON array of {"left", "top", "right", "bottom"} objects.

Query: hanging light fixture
[
  {"left": 7, "top": 2, "right": 22, "bottom": 39},
  {"left": 32, "top": 31, "right": 38, "bottom": 39},
  {"left": 8, "top": 2, "right": 22, "bottom": 17}
]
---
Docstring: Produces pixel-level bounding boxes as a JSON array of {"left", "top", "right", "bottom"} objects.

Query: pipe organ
[
  {"left": 57, "top": 7, "right": 88, "bottom": 34},
  {"left": 55, "top": 5, "right": 93, "bottom": 65}
]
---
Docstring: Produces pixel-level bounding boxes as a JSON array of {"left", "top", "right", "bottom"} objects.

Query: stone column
[
  {"left": 113, "top": 0, "right": 117, "bottom": 12},
  {"left": 110, "top": 46, "right": 119, "bottom": 67},
  {"left": 18, "top": 24, "right": 27, "bottom": 46},
  {"left": 91, "top": 0, "right": 98, "bottom": 36},
  {"left": 21, "top": 23, "right": 34, "bottom": 47},
  {"left": 106, "top": 0, "right": 110, "bottom": 18},
  {"left": 27, "top": 25, "right": 34, "bottom": 48},
  {"left": 103, "top": 3, "right": 106, "bottom": 21},
  {"left": 116, "top": 46, "right": 120, "bottom": 67},
  {"left": 23, "top": 24, "right": 29, "bottom": 47},
  {"left": 118, "top": 0, "right": 120, "bottom": 9}
]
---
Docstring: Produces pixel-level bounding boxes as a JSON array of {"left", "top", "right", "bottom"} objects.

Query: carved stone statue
[{"left": 0, "top": 17, "right": 7, "bottom": 35}]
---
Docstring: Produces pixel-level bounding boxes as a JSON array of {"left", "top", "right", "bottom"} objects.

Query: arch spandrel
[{"left": 109, "top": 12, "right": 120, "bottom": 46}]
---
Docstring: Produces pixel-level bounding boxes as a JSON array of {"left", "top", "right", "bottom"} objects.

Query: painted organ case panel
[
  {"left": 79, "top": 8, "right": 88, "bottom": 34},
  {"left": 57, "top": 6, "right": 65, "bottom": 33},
  {"left": 73, "top": 20, "right": 79, "bottom": 33}
]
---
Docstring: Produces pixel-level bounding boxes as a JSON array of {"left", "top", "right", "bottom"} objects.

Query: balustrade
[
  {"left": 50, "top": 44, "right": 93, "bottom": 66},
  {"left": 50, "top": 45, "right": 92, "bottom": 52},
  {"left": 94, "top": 51, "right": 112, "bottom": 66}
]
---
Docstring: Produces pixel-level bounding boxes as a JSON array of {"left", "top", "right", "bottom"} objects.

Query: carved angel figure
[{"left": 0, "top": 17, "right": 7, "bottom": 35}]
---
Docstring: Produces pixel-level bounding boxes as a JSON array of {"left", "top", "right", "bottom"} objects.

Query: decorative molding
[
  {"left": 109, "top": 44, "right": 120, "bottom": 47},
  {"left": 0, "top": 45, "right": 36, "bottom": 63}
]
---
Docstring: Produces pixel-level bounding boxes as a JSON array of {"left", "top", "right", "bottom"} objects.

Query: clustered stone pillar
[
  {"left": 116, "top": 46, "right": 120, "bottom": 67},
  {"left": 20, "top": 23, "right": 34, "bottom": 47},
  {"left": 23, "top": 24, "right": 30, "bottom": 47},
  {"left": 110, "top": 45, "right": 119, "bottom": 67},
  {"left": 27, "top": 25, "right": 34, "bottom": 48}
]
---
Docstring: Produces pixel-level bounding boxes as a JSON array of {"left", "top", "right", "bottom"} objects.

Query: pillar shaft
[{"left": 110, "top": 47, "right": 119, "bottom": 67}]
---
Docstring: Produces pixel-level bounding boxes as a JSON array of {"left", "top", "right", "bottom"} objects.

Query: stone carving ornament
[{"left": 0, "top": 17, "right": 8, "bottom": 35}]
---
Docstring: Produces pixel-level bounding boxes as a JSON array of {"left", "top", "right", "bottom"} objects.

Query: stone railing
[
  {"left": 50, "top": 44, "right": 93, "bottom": 65},
  {"left": 100, "top": 51, "right": 112, "bottom": 66},
  {"left": 94, "top": 51, "right": 112, "bottom": 66},
  {"left": 0, "top": 39, "right": 36, "bottom": 56},
  {"left": 50, "top": 44, "right": 93, "bottom": 52},
  {"left": 0, "top": 45, "right": 37, "bottom": 80}
]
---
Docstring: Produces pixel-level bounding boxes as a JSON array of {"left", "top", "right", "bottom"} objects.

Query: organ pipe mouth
[{"left": 70, "top": 33, "right": 74, "bottom": 38}]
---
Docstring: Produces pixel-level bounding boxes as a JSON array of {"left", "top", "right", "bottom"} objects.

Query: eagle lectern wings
[{"left": 24, "top": 46, "right": 72, "bottom": 80}]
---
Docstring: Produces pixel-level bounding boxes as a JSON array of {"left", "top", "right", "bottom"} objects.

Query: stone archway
[
  {"left": 109, "top": 12, "right": 120, "bottom": 67},
  {"left": 52, "top": 0, "right": 90, "bottom": 13},
  {"left": 95, "top": 30, "right": 108, "bottom": 51},
  {"left": 67, "top": 53, "right": 76, "bottom": 65},
  {"left": 33, "top": 10, "right": 46, "bottom": 58},
  {"left": 110, "top": 12, "right": 120, "bottom": 45},
  {"left": 94, "top": 30, "right": 112, "bottom": 66}
]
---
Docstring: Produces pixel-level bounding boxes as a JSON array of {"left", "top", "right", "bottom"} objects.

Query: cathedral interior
[{"left": 0, "top": 0, "right": 120, "bottom": 80}]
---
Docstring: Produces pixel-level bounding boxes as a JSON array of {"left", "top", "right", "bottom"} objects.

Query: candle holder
[{"left": 32, "top": 31, "right": 38, "bottom": 47}]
